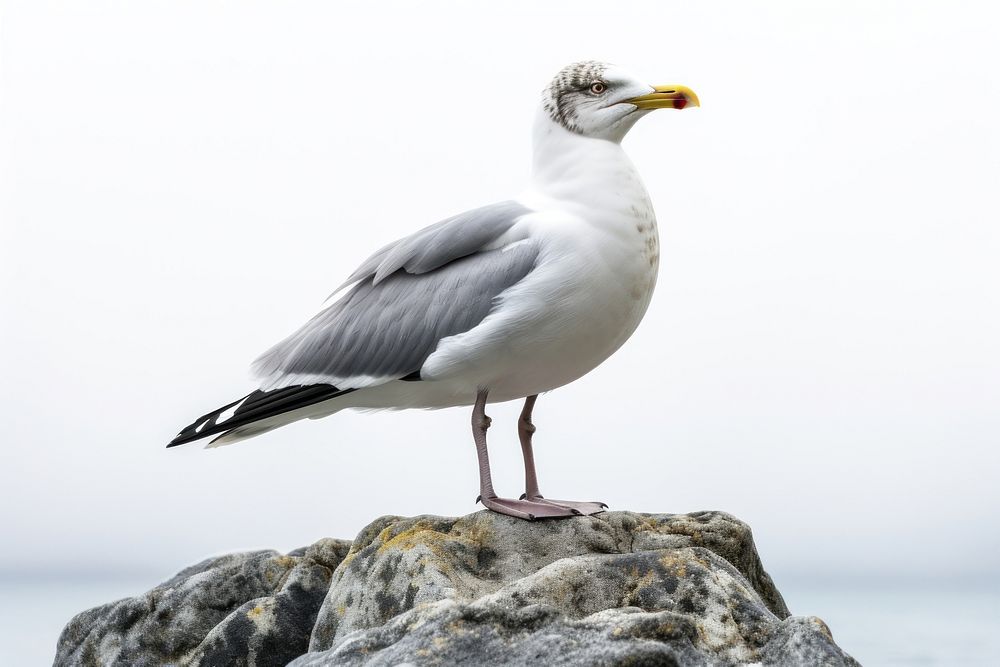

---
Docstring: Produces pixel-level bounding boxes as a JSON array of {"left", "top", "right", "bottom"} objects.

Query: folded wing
[
  {"left": 251, "top": 200, "right": 536, "bottom": 391},
  {"left": 170, "top": 200, "right": 536, "bottom": 447}
]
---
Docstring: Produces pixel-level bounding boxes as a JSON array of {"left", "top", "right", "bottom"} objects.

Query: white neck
[{"left": 520, "top": 110, "right": 653, "bottom": 221}]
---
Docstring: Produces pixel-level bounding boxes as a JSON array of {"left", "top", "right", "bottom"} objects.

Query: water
[
  {"left": 2, "top": 577, "right": 998, "bottom": 665},
  {"left": 0, "top": 576, "right": 158, "bottom": 666},
  {"left": 780, "top": 579, "right": 1000, "bottom": 666}
]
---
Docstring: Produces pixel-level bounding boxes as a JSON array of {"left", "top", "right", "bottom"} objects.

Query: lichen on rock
[
  {"left": 54, "top": 538, "right": 351, "bottom": 666},
  {"left": 54, "top": 511, "right": 859, "bottom": 666}
]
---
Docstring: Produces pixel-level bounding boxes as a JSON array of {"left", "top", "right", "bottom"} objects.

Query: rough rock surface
[
  {"left": 55, "top": 511, "right": 859, "bottom": 666},
  {"left": 54, "top": 538, "right": 352, "bottom": 666}
]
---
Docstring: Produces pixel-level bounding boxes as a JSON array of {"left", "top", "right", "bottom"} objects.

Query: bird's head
[{"left": 541, "top": 61, "right": 699, "bottom": 142}]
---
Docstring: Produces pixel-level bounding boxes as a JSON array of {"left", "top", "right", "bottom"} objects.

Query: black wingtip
[
  {"left": 165, "top": 429, "right": 211, "bottom": 448},
  {"left": 166, "top": 385, "right": 356, "bottom": 450}
]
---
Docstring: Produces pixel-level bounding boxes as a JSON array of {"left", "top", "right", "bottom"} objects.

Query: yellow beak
[{"left": 625, "top": 84, "right": 700, "bottom": 110}]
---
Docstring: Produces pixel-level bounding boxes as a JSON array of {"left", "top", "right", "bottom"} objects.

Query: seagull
[{"left": 169, "top": 61, "right": 699, "bottom": 520}]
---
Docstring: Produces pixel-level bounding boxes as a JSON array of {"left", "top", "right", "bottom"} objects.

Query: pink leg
[
  {"left": 518, "top": 395, "right": 542, "bottom": 499},
  {"left": 517, "top": 394, "right": 607, "bottom": 516},
  {"left": 472, "top": 389, "right": 578, "bottom": 520}
]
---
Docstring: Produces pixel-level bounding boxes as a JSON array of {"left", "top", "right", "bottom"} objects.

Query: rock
[
  {"left": 55, "top": 511, "right": 859, "bottom": 666},
  {"left": 54, "top": 538, "right": 352, "bottom": 666}
]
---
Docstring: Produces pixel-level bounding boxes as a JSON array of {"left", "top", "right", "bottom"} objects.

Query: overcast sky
[{"left": 2, "top": 0, "right": 998, "bottom": 588}]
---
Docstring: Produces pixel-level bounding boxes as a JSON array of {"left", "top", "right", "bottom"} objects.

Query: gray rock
[
  {"left": 55, "top": 511, "right": 859, "bottom": 666},
  {"left": 55, "top": 538, "right": 351, "bottom": 666}
]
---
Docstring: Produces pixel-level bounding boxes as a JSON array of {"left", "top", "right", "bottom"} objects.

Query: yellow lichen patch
[
  {"left": 374, "top": 525, "right": 395, "bottom": 547},
  {"left": 626, "top": 564, "right": 658, "bottom": 589},
  {"left": 376, "top": 520, "right": 477, "bottom": 563},
  {"left": 693, "top": 553, "right": 713, "bottom": 570},
  {"left": 659, "top": 552, "right": 689, "bottom": 578},
  {"left": 632, "top": 516, "right": 662, "bottom": 535},
  {"left": 612, "top": 626, "right": 624, "bottom": 637},
  {"left": 376, "top": 521, "right": 441, "bottom": 554},
  {"left": 337, "top": 604, "right": 347, "bottom": 617},
  {"left": 808, "top": 616, "right": 833, "bottom": 639},
  {"left": 432, "top": 636, "right": 450, "bottom": 649},
  {"left": 274, "top": 555, "right": 296, "bottom": 569},
  {"left": 620, "top": 566, "right": 659, "bottom": 608},
  {"left": 636, "top": 568, "right": 658, "bottom": 590},
  {"left": 339, "top": 548, "right": 360, "bottom": 568},
  {"left": 457, "top": 518, "right": 493, "bottom": 546},
  {"left": 247, "top": 605, "right": 264, "bottom": 619}
]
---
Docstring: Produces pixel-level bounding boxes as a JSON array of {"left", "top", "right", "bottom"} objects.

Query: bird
[{"left": 168, "top": 61, "right": 699, "bottom": 520}]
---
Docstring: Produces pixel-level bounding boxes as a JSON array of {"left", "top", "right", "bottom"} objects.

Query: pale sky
[{"left": 2, "top": 0, "right": 998, "bottom": 586}]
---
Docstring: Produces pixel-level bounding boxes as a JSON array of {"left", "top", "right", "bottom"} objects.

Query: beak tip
[
  {"left": 629, "top": 84, "right": 700, "bottom": 111},
  {"left": 679, "top": 87, "right": 700, "bottom": 109}
]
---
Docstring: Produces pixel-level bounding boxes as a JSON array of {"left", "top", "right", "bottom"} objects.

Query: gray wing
[
  {"left": 251, "top": 201, "right": 535, "bottom": 389},
  {"left": 340, "top": 201, "right": 531, "bottom": 287}
]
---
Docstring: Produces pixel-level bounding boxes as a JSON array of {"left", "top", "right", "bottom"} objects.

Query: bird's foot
[
  {"left": 521, "top": 494, "right": 608, "bottom": 516},
  {"left": 477, "top": 495, "right": 582, "bottom": 520}
]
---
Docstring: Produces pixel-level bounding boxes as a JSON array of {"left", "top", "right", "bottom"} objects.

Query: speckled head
[{"left": 541, "top": 61, "right": 699, "bottom": 142}]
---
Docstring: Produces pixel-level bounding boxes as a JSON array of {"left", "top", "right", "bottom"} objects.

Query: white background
[{"left": 2, "top": 0, "right": 998, "bottom": 640}]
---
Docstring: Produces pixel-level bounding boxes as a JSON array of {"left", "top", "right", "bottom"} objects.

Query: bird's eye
[{"left": 589, "top": 81, "right": 607, "bottom": 95}]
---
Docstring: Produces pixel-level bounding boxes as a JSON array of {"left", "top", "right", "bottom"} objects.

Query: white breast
[{"left": 420, "top": 127, "right": 660, "bottom": 403}]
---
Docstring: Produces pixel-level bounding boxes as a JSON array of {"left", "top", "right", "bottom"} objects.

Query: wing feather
[
  {"left": 252, "top": 201, "right": 536, "bottom": 390},
  {"left": 336, "top": 200, "right": 530, "bottom": 290}
]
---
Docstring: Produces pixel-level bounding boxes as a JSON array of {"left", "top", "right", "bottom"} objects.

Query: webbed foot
[{"left": 477, "top": 495, "right": 583, "bottom": 520}]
